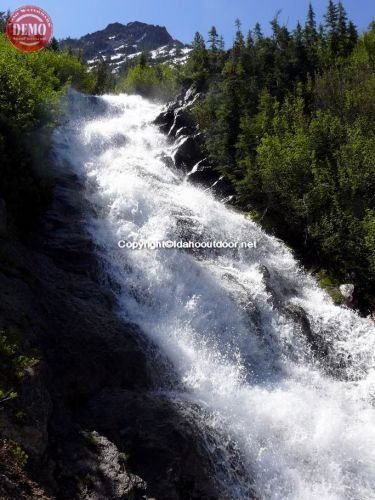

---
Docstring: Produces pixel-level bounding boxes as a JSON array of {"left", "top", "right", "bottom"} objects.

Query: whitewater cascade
[{"left": 53, "top": 93, "right": 375, "bottom": 500}]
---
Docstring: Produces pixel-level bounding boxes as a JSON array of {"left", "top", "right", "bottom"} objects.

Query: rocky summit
[{"left": 60, "top": 21, "right": 191, "bottom": 73}]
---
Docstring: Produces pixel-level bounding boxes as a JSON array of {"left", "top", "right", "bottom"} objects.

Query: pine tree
[
  {"left": 94, "top": 58, "right": 114, "bottom": 95},
  {"left": 304, "top": 3, "right": 319, "bottom": 47},
  {"left": 186, "top": 32, "right": 209, "bottom": 86},
  {"left": 270, "top": 11, "right": 282, "bottom": 42},
  {"left": 217, "top": 35, "right": 226, "bottom": 67},
  {"left": 347, "top": 21, "right": 358, "bottom": 53},
  {"left": 246, "top": 31, "right": 254, "bottom": 49},
  {"left": 337, "top": 1, "right": 348, "bottom": 36},
  {"left": 232, "top": 19, "right": 245, "bottom": 63},
  {"left": 293, "top": 22, "right": 309, "bottom": 81},
  {"left": 253, "top": 23, "right": 263, "bottom": 42},
  {"left": 208, "top": 26, "right": 220, "bottom": 73},
  {"left": 208, "top": 26, "right": 219, "bottom": 51},
  {"left": 139, "top": 52, "right": 148, "bottom": 68},
  {"left": 325, "top": 0, "right": 340, "bottom": 57},
  {"left": 337, "top": 1, "right": 348, "bottom": 55},
  {"left": 304, "top": 3, "right": 320, "bottom": 73},
  {"left": 325, "top": 0, "right": 339, "bottom": 31},
  {"left": 218, "top": 35, "right": 225, "bottom": 51},
  {"left": 48, "top": 37, "right": 60, "bottom": 52}
]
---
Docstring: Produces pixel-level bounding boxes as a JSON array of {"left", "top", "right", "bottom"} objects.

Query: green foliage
[
  {"left": 184, "top": 32, "right": 209, "bottom": 87},
  {"left": 0, "top": 34, "right": 95, "bottom": 231},
  {"left": 316, "top": 270, "right": 343, "bottom": 304},
  {"left": 116, "top": 59, "right": 179, "bottom": 100},
  {"left": 185, "top": 2, "right": 375, "bottom": 310},
  {"left": 257, "top": 96, "right": 314, "bottom": 217},
  {"left": 0, "top": 330, "right": 38, "bottom": 406},
  {"left": 94, "top": 58, "right": 115, "bottom": 95},
  {"left": 0, "top": 439, "right": 28, "bottom": 472}
]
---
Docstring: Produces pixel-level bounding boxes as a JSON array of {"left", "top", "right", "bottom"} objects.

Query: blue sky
[{"left": 3, "top": 0, "right": 374, "bottom": 44}]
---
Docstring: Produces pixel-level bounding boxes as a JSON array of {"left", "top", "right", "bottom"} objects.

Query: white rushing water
[{"left": 54, "top": 93, "right": 375, "bottom": 499}]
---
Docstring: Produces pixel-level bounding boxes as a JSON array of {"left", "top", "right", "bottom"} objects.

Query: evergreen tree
[
  {"left": 94, "top": 58, "right": 114, "bottom": 95},
  {"left": 139, "top": 52, "right": 148, "bottom": 68},
  {"left": 293, "top": 22, "right": 309, "bottom": 81},
  {"left": 246, "top": 30, "right": 254, "bottom": 49},
  {"left": 208, "top": 26, "right": 219, "bottom": 51},
  {"left": 304, "top": 3, "right": 319, "bottom": 63},
  {"left": 325, "top": 0, "right": 340, "bottom": 57},
  {"left": 208, "top": 26, "right": 220, "bottom": 73},
  {"left": 325, "top": 0, "right": 339, "bottom": 31},
  {"left": 253, "top": 22, "right": 263, "bottom": 42},
  {"left": 305, "top": 3, "right": 318, "bottom": 38},
  {"left": 48, "top": 37, "right": 60, "bottom": 52},
  {"left": 347, "top": 21, "right": 358, "bottom": 53},
  {"left": 337, "top": 1, "right": 348, "bottom": 55},
  {"left": 233, "top": 19, "right": 245, "bottom": 62},
  {"left": 185, "top": 32, "right": 209, "bottom": 86},
  {"left": 337, "top": 1, "right": 348, "bottom": 37}
]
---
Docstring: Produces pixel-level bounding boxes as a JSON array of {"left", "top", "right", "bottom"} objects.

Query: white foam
[{"left": 53, "top": 93, "right": 375, "bottom": 499}]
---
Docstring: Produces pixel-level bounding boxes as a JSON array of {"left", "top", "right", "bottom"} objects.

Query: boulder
[{"left": 339, "top": 284, "right": 355, "bottom": 303}]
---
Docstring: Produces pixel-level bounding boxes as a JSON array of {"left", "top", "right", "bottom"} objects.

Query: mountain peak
[{"left": 60, "top": 21, "right": 191, "bottom": 74}]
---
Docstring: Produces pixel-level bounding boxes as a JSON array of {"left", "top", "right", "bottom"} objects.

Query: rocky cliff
[{"left": 0, "top": 117, "right": 220, "bottom": 499}]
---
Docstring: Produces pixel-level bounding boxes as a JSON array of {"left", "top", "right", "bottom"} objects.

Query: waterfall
[{"left": 53, "top": 92, "right": 375, "bottom": 500}]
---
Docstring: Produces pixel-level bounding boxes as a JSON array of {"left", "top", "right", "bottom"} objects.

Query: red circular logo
[{"left": 6, "top": 5, "right": 53, "bottom": 53}]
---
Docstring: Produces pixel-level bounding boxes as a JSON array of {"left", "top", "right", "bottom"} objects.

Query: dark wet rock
[
  {"left": 54, "top": 430, "right": 148, "bottom": 500},
  {"left": 155, "top": 88, "right": 239, "bottom": 199},
  {"left": 187, "top": 160, "right": 218, "bottom": 185},
  {"left": 0, "top": 368, "right": 52, "bottom": 461},
  {"left": 210, "top": 176, "right": 236, "bottom": 198},
  {"left": 158, "top": 152, "right": 175, "bottom": 170},
  {"left": 168, "top": 108, "right": 197, "bottom": 138},
  {"left": 175, "top": 126, "right": 190, "bottom": 138},
  {"left": 82, "top": 391, "right": 221, "bottom": 500},
  {"left": 174, "top": 135, "right": 204, "bottom": 171},
  {"left": 0, "top": 198, "right": 6, "bottom": 234},
  {"left": 0, "top": 149, "right": 223, "bottom": 499},
  {"left": 282, "top": 303, "right": 348, "bottom": 376},
  {"left": 153, "top": 106, "right": 175, "bottom": 134},
  {"left": 154, "top": 86, "right": 199, "bottom": 138},
  {"left": 283, "top": 304, "right": 319, "bottom": 352}
]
